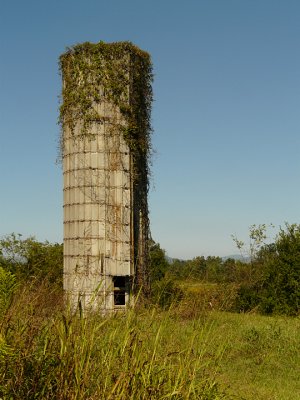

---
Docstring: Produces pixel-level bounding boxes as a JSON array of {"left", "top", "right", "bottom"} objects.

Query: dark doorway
[{"left": 113, "top": 276, "right": 127, "bottom": 306}]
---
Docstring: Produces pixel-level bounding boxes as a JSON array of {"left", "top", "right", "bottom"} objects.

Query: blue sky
[{"left": 1, "top": 0, "right": 300, "bottom": 258}]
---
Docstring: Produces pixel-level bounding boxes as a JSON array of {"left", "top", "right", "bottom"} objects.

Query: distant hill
[{"left": 222, "top": 254, "right": 251, "bottom": 262}]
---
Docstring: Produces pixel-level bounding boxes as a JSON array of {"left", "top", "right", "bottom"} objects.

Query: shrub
[
  {"left": 0, "top": 234, "right": 63, "bottom": 285},
  {"left": 259, "top": 224, "right": 300, "bottom": 315},
  {"left": 233, "top": 223, "right": 300, "bottom": 316},
  {"left": 151, "top": 277, "right": 184, "bottom": 309},
  {"left": 0, "top": 266, "right": 18, "bottom": 315}
]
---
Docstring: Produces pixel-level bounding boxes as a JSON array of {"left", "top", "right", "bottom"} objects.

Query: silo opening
[{"left": 113, "top": 276, "right": 127, "bottom": 306}]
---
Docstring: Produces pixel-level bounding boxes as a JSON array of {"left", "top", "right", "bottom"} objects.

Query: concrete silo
[{"left": 59, "top": 41, "right": 152, "bottom": 312}]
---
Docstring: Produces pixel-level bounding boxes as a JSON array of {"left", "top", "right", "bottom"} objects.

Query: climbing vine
[
  {"left": 59, "top": 41, "right": 153, "bottom": 179},
  {"left": 59, "top": 41, "right": 153, "bottom": 295}
]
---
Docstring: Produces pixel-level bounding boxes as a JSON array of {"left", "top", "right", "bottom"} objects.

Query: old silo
[{"left": 59, "top": 41, "right": 152, "bottom": 312}]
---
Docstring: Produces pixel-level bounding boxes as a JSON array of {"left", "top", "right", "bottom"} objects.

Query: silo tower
[{"left": 59, "top": 41, "right": 152, "bottom": 312}]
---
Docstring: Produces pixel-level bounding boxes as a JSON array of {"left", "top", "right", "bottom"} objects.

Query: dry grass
[{"left": 1, "top": 280, "right": 299, "bottom": 399}]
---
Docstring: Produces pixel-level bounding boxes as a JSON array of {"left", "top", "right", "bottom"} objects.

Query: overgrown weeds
[
  {"left": 0, "top": 282, "right": 230, "bottom": 399},
  {"left": 1, "top": 269, "right": 299, "bottom": 399}
]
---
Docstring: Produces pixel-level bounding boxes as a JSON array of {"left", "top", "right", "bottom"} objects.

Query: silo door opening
[{"left": 113, "top": 276, "right": 127, "bottom": 307}]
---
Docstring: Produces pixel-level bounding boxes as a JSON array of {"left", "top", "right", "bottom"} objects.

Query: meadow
[
  {"left": 1, "top": 231, "right": 300, "bottom": 399},
  {"left": 0, "top": 279, "right": 299, "bottom": 399}
]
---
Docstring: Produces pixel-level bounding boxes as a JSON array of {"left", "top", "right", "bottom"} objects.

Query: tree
[
  {"left": 148, "top": 241, "right": 183, "bottom": 308},
  {"left": 259, "top": 224, "right": 300, "bottom": 315},
  {"left": 233, "top": 223, "right": 300, "bottom": 315},
  {"left": 0, "top": 234, "right": 63, "bottom": 285},
  {"left": 149, "top": 241, "right": 169, "bottom": 282}
]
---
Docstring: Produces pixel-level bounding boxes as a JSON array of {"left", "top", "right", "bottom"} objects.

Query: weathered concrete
[{"left": 63, "top": 102, "right": 133, "bottom": 312}]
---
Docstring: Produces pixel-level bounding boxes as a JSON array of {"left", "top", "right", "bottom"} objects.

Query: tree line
[
  {"left": 1, "top": 223, "right": 299, "bottom": 316},
  {"left": 150, "top": 224, "right": 300, "bottom": 316}
]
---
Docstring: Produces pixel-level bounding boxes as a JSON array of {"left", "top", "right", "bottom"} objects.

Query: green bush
[
  {"left": 149, "top": 240, "right": 169, "bottom": 282},
  {"left": 151, "top": 277, "right": 184, "bottom": 309},
  {"left": 0, "top": 266, "right": 18, "bottom": 315},
  {"left": 233, "top": 223, "right": 300, "bottom": 316},
  {"left": 0, "top": 234, "right": 63, "bottom": 285},
  {"left": 259, "top": 224, "right": 300, "bottom": 315},
  {"left": 234, "top": 283, "right": 260, "bottom": 313}
]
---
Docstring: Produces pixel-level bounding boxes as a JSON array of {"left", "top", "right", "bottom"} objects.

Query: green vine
[
  {"left": 59, "top": 41, "right": 153, "bottom": 173},
  {"left": 59, "top": 41, "right": 153, "bottom": 295}
]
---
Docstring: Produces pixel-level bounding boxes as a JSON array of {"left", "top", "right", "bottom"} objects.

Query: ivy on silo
[
  {"left": 59, "top": 41, "right": 153, "bottom": 295},
  {"left": 59, "top": 41, "right": 153, "bottom": 187}
]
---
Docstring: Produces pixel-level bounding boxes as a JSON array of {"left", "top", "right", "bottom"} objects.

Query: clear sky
[{"left": 1, "top": 0, "right": 299, "bottom": 259}]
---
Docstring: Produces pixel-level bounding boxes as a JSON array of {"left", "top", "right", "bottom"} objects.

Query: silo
[{"left": 59, "top": 41, "right": 152, "bottom": 312}]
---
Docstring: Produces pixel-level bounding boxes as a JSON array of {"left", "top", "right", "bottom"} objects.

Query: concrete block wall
[{"left": 63, "top": 102, "right": 132, "bottom": 312}]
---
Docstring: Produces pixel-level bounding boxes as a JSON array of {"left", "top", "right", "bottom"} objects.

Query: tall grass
[
  {"left": 0, "top": 282, "right": 229, "bottom": 399},
  {"left": 1, "top": 279, "right": 299, "bottom": 399}
]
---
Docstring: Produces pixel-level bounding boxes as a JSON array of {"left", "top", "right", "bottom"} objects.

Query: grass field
[
  {"left": 0, "top": 282, "right": 299, "bottom": 399},
  {"left": 207, "top": 311, "right": 300, "bottom": 399}
]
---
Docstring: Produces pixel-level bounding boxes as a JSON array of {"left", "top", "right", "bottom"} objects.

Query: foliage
[
  {"left": 169, "top": 256, "right": 245, "bottom": 284},
  {"left": 149, "top": 240, "right": 169, "bottom": 282},
  {"left": 0, "top": 228, "right": 299, "bottom": 397},
  {"left": 149, "top": 241, "right": 184, "bottom": 308},
  {"left": 258, "top": 224, "right": 300, "bottom": 315},
  {"left": 0, "top": 234, "right": 63, "bottom": 285},
  {"left": 232, "top": 224, "right": 274, "bottom": 263},
  {"left": 1, "top": 279, "right": 299, "bottom": 400},
  {"left": 0, "top": 267, "right": 18, "bottom": 316},
  {"left": 59, "top": 41, "right": 153, "bottom": 158},
  {"left": 0, "top": 284, "right": 230, "bottom": 399},
  {"left": 159, "top": 222, "right": 300, "bottom": 316},
  {"left": 151, "top": 278, "right": 184, "bottom": 309},
  {"left": 233, "top": 223, "right": 300, "bottom": 316}
]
